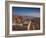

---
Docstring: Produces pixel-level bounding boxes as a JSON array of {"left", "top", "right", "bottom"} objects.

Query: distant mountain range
[{"left": 12, "top": 15, "right": 40, "bottom": 22}]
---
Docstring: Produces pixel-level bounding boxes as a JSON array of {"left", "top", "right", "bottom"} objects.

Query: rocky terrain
[{"left": 12, "top": 16, "right": 40, "bottom": 31}]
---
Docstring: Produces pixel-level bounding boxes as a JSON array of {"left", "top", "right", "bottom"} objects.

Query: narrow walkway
[{"left": 27, "top": 21, "right": 32, "bottom": 30}]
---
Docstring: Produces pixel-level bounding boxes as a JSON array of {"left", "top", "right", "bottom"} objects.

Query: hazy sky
[{"left": 12, "top": 7, "right": 40, "bottom": 17}]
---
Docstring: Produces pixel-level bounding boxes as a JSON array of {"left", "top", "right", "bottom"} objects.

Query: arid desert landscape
[
  {"left": 12, "top": 16, "right": 40, "bottom": 31},
  {"left": 12, "top": 7, "right": 40, "bottom": 31}
]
